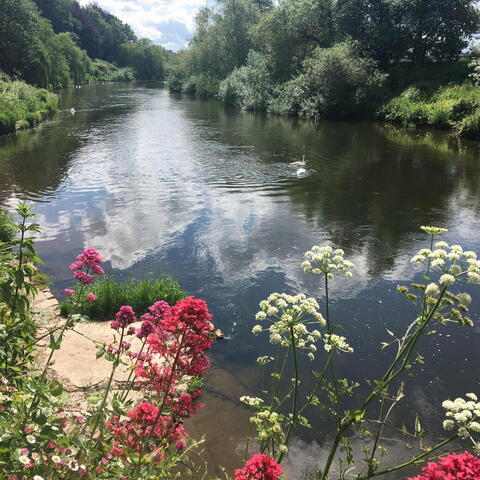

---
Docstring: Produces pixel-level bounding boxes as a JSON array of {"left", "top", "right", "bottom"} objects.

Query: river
[{"left": 0, "top": 82, "right": 479, "bottom": 477}]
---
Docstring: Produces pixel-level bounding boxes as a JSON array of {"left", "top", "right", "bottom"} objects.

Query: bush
[
  {"left": 182, "top": 73, "right": 220, "bottom": 97},
  {"left": 219, "top": 51, "right": 273, "bottom": 110},
  {"left": 0, "top": 80, "right": 58, "bottom": 135},
  {"left": 268, "top": 41, "right": 387, "bottom": 119},
  {"left": 0, "top": 209, "right": 15, "bottom": 243},
  {"left": 381, "top": 82, "right": 480, "bottom": 135},
  {"left": 458, "top": 110, "right": 480, "bottom": 139},
  {"left": 60, "top": 276, "right": 186, "bottom": 320}
]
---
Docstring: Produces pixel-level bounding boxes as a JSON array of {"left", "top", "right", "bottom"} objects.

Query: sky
[{"left": 79, "top": 0, "right": 206, "bottom": 51}]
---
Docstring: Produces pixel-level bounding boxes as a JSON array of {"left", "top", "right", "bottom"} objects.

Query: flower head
[
  {"left": 233, "top": 454, "right": 283, "bottom": 480},
  {"left": 302, "top": 245, "right": 354, "bottom": 279},
  {"left": 86, "top": 293, "right": 97, "bottom": 302},
  {"left": 111, "top": 305, "right": 137, "bottom": 330}
]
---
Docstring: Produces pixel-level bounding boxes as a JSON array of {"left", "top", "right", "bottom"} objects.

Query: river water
[{"left": 0, "top": 83, "right": 479, "bottom": 477}]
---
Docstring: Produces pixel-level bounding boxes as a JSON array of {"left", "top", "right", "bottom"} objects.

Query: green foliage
[
  {"left": 219, "top": 51, "right": 273, "bottom": 109},
  {"left": 183, "top": 73, "right": 221, "bottom": 97},
  {"left": 381, "top": 83, "right": 480, "bottom": 139},
  {"left": 269, "top": 42, "right": 387, "bottom": 119},
  {"left": 458, "top": 110, "right": 480, "bottom": 140},
  {"left": 0, "top": 209, "right": 15, "bottom": 243},
  {"left": 60, "top": 277, "right": 186, "bottom": 320},
  {"left": 119, "top": 39, "right": 166, "bottom": 80},
  {"left": 0, "top": 81, "right": 58, "bottom": 135},
  {"left": 91, "top": 59, "right": 135, "bottom": 83}
]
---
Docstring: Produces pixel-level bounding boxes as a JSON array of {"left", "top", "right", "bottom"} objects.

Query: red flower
[
  {"left": 233, "top": 454, "right": 284, "bottom": 480},
  {"left": 408, "top": 452, "right": 480, "bottom": 480},
  {"left": 111, "top": 306, "right": 137, "bottom": 330}
]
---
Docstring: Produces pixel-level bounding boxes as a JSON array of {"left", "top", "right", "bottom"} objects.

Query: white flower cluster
[
  {"left": 240, "top": 396, "right": 264, "bottom": 407},
  {"left": 420, "top": 226, "right": 448, "bottom": 235},
  {"left": 250, "top": 409, "right": 285, "bottom": 444},
  {"left": 324, "top": 334, "right": 354, "bottom": 353},
  {"left": 411, "top": 238, "right": 480, "bottom": 284},
  {"left": 253, "top": 293, "right": 324, "bottom": 359},
  {"left": 442, "top": 393, "right": 480, "bottom": 445},
  {"left": 302, "top": 246, "right": 354, "bottom": 279}
]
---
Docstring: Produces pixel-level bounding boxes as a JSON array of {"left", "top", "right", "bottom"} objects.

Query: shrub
[
  {"left": 0, "top": 81, "right": 58, "bottom": 135},
  {"left": 219, "top": 51, "right": 274, "bottom": 110},
  {"left": 458, "top": 110, "right": 480, "bottom": 139},
  {"left": 269, "top": 41, "right": 387, "bottom": 119},
  {"left": 0, "top": 209, "right": 15, "bottom": 243},
  {"left": 60, "top": 276, "right": 186, "bottom": 320},
  {"left": 183, "top": 73, "right": 220, "bottom": 97}
]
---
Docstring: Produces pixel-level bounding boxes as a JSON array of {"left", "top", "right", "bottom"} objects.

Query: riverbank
[
  {"left": 379, "top": 83, "right": 480, "bottom": 139},
  {"left": 0, "top": 80, "right": 58, "bottom": 135}
]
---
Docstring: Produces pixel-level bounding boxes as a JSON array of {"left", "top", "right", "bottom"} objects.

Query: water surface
[{"left": 1, "top": 83, "right": 479, "bottom": 477}]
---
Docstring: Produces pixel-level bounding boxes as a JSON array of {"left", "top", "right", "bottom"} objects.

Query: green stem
[
  {"left": 120, "top": 337, "right": 148, "bottom": 403},
  {"left": 277, "top": 325, "right": 299, "bottom": 463},
  {"left": 365, "top": 435, "right": 457, "bottom": 479},
  {"left": 91, "top": 327, "right": 125, "bottom": 437},
  {"left": 320, "top": 287, "right": 447, "bottom": 480}
]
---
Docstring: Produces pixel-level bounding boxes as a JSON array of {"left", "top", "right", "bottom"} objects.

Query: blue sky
[{"left": 79, "top": 0, "right": 206, "bottom": 51}]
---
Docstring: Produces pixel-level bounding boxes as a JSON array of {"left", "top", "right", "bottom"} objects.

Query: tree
[
  {"left": 400, "top": 0, "right": 479, "bottom": 64},
  {"left": 0, "top": 0, "right": 42, "bottom": 76},
  {"left": 119, "top": 40, "right": 165, "bottom": 80}
]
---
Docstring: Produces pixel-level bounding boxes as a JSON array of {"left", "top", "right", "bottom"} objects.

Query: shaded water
[{"left": 1, "top": 83, "right": 480, "bottom": 477}]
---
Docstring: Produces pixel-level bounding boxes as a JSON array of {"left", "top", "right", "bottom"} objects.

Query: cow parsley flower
[
  {"left": 302, "top": 245, "right": 354, "bottom": 279},
  {"left": 420, "top": 226, "right": 448, "bottom": 235},
  {"left": 255, "top": 293, "right": 325, "bottom": 354},
  {"left": 439, "top": 274, "right": 455, "bottom": 286},
  {"left": 324, "top": 334, "right": 353, "bottom": 353}
]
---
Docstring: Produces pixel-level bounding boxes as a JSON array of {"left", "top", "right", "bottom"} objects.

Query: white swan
[
  {"left": 70, "top": 108, "right": 76, "bottom": 115},
  {"left": 290, "top": 154, "right": 306, "bottom": 167},
  {"left": 296, "top": 168, "right": 307, "bottom": 177}
]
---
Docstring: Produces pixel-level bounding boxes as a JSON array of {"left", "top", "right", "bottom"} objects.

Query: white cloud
[{"left": 79, "top": 0, "right": 205, "bottom": 50}]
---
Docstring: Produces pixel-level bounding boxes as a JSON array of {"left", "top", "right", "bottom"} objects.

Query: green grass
[
  {"left": 379, "top": 82, "right": 480, "bottom": 139},
  {"left": 0, "top": 81, "right": 58, "bottom": 135},
  {"left": 59, "top": 276, "right": 186, "bottom": 321}
]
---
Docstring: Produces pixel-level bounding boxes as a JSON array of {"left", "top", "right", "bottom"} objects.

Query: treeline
[
  {"left": 169, "top": 0, "right": 480, "bottom": 122},
  {"left": 0, "top": 0, "right": 170, "bottom": 89}
]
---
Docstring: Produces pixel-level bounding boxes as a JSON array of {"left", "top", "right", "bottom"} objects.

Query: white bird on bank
[{"left": 70, "top": 108, "right": 76, "bottom": 115}]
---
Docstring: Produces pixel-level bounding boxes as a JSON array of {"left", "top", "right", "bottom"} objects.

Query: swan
[
  {"left": 290, "top": 154, "right": 306, "bottom": 167},
  {"left": 296, "top": 168, "right": 307, "bottom": 177},
  {"left": 70, "top": 108, "right": 76, "bottom": 115}
]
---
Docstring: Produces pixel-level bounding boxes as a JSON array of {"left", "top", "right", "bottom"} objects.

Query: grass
[
  {"left": 379, "top": 83, "right": 480, "bottom": 139},
  {"left": 0, "top": 81, "right": 58, "bottom": 136},
  {"left": 59, "top": 276, "right": 186, "bottom": 321}
]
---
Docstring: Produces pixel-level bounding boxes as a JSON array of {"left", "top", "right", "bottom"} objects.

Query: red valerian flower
[
  {"left": 233, "top": 454, "right": 284, "bottom": 480},
  {"left": 111, "top": 306, "right": 137, "bottom": 331},
  {"left": 408, "top": 452, "right": 480, "bottom": 480}
]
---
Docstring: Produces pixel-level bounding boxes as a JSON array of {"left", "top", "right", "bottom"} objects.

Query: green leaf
[{"left": 50, "top": 380, "right": 63, "bottom": 397}]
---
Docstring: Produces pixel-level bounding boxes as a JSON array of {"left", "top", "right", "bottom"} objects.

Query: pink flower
[
  {"left": 176, "top": 440, "right": 186, "bottom": 450},
  {"left": 111, "top": 306, "right": 137, "bottom": 331},
  {"left": 23, "top": 426, "right": 32, "bottom": 434},
  {"left": 48, "top": 440, "right": 56, "bottom": 448},
  {"left": 70, "top": 261, "right": 83, "bottom": 271},
  {"left": 65, "top": 289, "right": 75, "bottom": 297},
  {"left": 408, "top": 452, "right": 480, "bottom": 480},
  {"left": 86, "top": 293, "right": 97, "bottom": 302},
  {"left": 233, "top": 454, "right": 284, "bottom": 480},
  {"left": 74, "top": 271, "right": 94, "bottom": 285}
]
